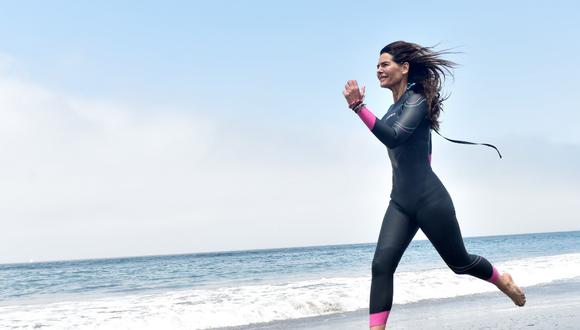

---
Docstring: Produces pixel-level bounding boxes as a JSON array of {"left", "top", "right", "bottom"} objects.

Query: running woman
[{"left": 342, "top": 41, "right": 526, "bottom": 330}]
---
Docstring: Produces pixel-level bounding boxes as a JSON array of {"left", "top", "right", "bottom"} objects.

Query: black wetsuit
[{"left": 356, "top": 84, "right": 500, "bottom": 327}]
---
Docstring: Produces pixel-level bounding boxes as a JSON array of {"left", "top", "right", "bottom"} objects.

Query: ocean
[{"left": 1, "top": 230, "right": 579, "bottom": 329}]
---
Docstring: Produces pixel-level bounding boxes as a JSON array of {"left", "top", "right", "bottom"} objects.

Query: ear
[{"left": 401, "top": 62, "right": 410, "bottom": 75}]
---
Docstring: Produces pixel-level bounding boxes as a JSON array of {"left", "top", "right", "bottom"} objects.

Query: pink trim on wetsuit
[
  {"left": 357, "top": 105, "right": 376, "bottom": 130},
  {"left": 370, "top": 310, "right": 390, "bottom": 327},
  {"left": 487, "top": 266, "right": 501, "bottom": 285},
  {"left": 428, "top": 153, "right": 432, "bottom": 164}
]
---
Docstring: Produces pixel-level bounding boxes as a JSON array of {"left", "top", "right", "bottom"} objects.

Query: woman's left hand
[{"left": 342, "top": 80, "right": 365, "bottom": 108}]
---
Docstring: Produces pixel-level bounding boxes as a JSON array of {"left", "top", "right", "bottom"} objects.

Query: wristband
[
  {"left": 348, "top": 99, "right": 362, "bottom": 109},
  {"left": 352, "top": 102, "right": 365, "bottom": 114}
]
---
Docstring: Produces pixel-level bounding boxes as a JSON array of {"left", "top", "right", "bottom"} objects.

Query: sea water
[{"left": 1, "top": 231, "right": 579, "bottom": 329}]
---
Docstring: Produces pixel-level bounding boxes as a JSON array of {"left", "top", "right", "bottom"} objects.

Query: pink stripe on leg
[
  {"left": 369, "top": 310, "right": 390, "bottom": 327},
  {"left": 357, "top": 106, "right": 376, "bottom": 130},
  {"left": 487, "top": 266, "right": 501, "bottom": 285}
]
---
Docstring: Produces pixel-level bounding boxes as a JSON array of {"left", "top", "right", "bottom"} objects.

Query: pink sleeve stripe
[
  {"left": 357, "top": 105, "right": 376, "bottom": 130},
  {"left": 487, "top": 266, "right": 501, "bottom": 285},
  {"left": 369, "top": 310, "right": 390, "bottom": 327}
]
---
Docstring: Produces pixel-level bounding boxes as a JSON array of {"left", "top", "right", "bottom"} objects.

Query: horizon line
[{"left": 1, "top": 229, "right": 578, "bottom": 267}]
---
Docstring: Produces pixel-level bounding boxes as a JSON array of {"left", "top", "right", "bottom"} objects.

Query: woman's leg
[
  {"left": 370, "top": 200, "right": 419, "bottom": 329},
  {"left": 415, "top": 191, "right": 525, "bottom": 306}
]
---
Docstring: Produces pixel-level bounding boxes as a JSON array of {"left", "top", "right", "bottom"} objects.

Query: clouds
[{"left": 0, "top": 71, "right": 220, "bottom": 261}]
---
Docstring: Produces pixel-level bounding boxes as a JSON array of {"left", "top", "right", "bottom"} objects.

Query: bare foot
[{"left": 496, "top": 273, "right": 526, "bottom": 306}]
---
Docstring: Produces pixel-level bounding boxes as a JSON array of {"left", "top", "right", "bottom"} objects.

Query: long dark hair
[{"left": 380, "top": 41, "right": 459, "bottom": 131}]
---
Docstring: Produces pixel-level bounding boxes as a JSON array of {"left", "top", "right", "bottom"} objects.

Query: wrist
[
  {"left": 348, "top": 99, "right": 363, "bottom": 109},
  {"left": 352, "top": 102, "right": 365, "bottom": 114}
]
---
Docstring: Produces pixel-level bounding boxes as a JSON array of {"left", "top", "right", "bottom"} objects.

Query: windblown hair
[{"left": 380, "top": 41, "right": 459, "bottom": 131}]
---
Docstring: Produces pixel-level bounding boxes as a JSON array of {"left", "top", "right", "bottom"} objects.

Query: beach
[{"left": 223, "top": 277, "right": 580, "bottom": 329}]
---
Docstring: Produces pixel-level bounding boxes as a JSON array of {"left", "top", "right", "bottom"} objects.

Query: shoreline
[{"left": 219, "top": 277, "right": 580, "bottom": 330}]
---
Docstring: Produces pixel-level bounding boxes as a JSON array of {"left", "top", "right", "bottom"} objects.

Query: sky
[{"left": 0, "top": 0, "right": 579, "bottom": 264}]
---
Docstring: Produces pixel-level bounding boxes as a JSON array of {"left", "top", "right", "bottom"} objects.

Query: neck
[{"left": 391, "top": 79, "right": 408, "bottom": 103}]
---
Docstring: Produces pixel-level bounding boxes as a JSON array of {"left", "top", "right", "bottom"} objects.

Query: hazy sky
[{"left": 1, "top": 1, "right": 579, "bottom": 264}]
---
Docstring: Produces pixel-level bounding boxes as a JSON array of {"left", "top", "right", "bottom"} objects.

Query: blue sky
[{"left": 1, "top": 1, "right": 579, "bottom": 263}]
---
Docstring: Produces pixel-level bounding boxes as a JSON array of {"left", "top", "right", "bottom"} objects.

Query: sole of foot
[{"left": 498, "top": 273, "right": 526, "bottom": 306}]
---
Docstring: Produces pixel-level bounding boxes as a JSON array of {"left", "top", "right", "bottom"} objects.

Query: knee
[
  {"left": 372, "top": 258, "right": 394, "bottom": 277},
  {"left": 371, "top": 248, "right": 400, "bottom": 276}
]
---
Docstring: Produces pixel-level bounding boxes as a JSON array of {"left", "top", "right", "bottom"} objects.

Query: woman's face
[{"left": 376, "top": 52, "right": 409, "bottom": 89}]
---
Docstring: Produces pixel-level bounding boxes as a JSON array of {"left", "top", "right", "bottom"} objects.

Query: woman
[{"left": 342, "top": 41, "right": 526, "bottom": 329}]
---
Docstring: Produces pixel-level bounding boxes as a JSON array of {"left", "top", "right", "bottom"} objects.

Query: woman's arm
[
  {"left": 343, "top": 80, "right": 428, "bottom": 148},
  {"left": 359, "top": 93, "right": 428, "bottom": 148}
]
